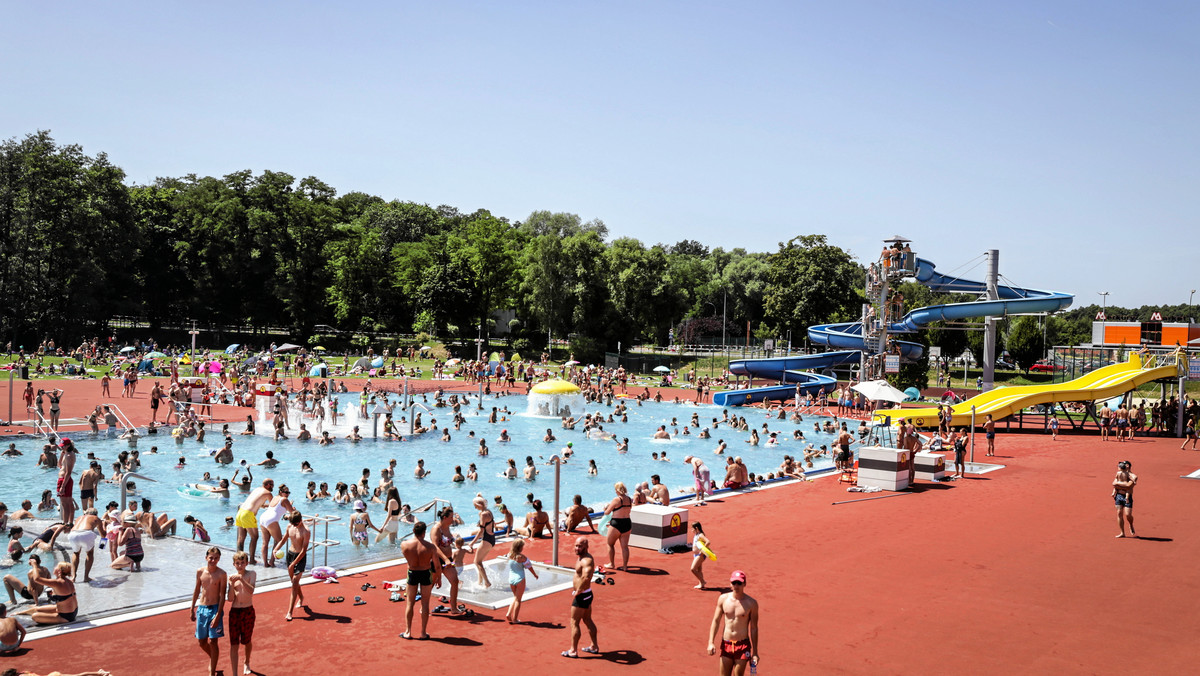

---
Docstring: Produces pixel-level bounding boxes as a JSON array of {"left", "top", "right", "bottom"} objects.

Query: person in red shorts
[
  {"left": 227, "top": 550, "right": 257, "bottom": 676},
  {"left": 708, "top": 570, "right": 759, "bottom": 675}
]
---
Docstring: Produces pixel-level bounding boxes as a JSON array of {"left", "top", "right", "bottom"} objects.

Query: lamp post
[
  {"left": 1098, "top": 292, "right": 1110, "bottom": 347},
  {"left": 1190, "top": 289, "right": 1196, "bottom": 307}
]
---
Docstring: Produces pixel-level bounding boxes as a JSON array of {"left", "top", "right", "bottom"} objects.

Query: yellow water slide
[{"left": 874, "top": 353, "right": 1185, "bottom": 428}]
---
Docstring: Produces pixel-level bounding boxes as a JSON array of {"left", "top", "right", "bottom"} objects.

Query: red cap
[{"left": 730, "top": 570, "right": 747, "bottom": 584}]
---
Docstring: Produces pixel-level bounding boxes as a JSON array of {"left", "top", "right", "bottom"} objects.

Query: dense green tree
[
  {"left": 1006, "top": 316, "right": 1044, "bottom": 371},
  {"left": 763, "top": 235, "right": 862, "bottom": 337}
]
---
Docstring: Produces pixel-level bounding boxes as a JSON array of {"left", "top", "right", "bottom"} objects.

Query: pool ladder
[{"left": 306, "top": 514, "right": 342, "bottom": 568}]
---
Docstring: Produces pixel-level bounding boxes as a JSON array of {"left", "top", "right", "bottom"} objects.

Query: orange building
[{"left": 1091, "top": 320, "right": 1200, "bottom": 347}]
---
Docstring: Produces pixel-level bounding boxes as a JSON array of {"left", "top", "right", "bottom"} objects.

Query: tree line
[
  {"left": 4, "top": 131, "right": 1186, "bottom": 381},
  {"left": 0, "top": 131, "right": 863, "bottom": 362}
]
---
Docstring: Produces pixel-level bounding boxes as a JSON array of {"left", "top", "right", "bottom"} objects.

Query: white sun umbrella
[
  {"left": 274, "top": 343, "right": 301, "bottom": 352},
  {"left": 851, "top": 379, "right": 908, "bottom": 403},
  {"left": 564, "top": 360, "right": 580, "bottom": 366},
  {"left": 653, "top": 365, "right": 671, "bottom": 373}
]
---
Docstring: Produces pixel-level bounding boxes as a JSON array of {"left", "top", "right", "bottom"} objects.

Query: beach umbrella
[
  {"left": 352, "top": 356, "right": 371, "bottom": 370},
  {"left": 653, "top": 365, "right": 670, "bottom": 373},
  {"left": 445, "top": 358, "right": 461, "bottom": 366},
  {"left": 225, "top": 344, "right": 240, "bottom": 354},
  {"left": 146, "top": 351, "right": 166, "bottom": 358},
  {"left": 313, "top": 346, "right": 327, "bottom": 351},
  {"left": 209, "top": 361, "right": 223, "bottom": 374},
  {"left": 420, "top": 345, "right": 432, "bottom": 352},
  {"left": 243, "top": 356, "right": 259, "bottom": 367},
  {"left": 903, "top": 387, "right": 921, "bottom": 402},
  {"left": 851, "top": 380, "right": 908, "bottom": 403},
  {"left": 119, "top": 346, "right": 136, "bottom": 353},
  {"left": 564, "top": 360, "right": 580, "bottom": 366},
  {"left": 370, "top": 357, "right": 384, "bottom": 368},
  {"left": 274, "top": 343, "right": 301, "bottom": 352}
]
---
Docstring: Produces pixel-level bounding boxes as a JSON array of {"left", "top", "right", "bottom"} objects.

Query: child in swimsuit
[
  {"left": 504, "top": 539, "right": 539, "bottom": 624},
  {"left": 184, "top": 515, "right": 210, "bottom": 543}
]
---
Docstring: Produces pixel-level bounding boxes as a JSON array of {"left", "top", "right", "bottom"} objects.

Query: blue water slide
[
  {"left": 718, "top": 256, "right": 1073, "bottom": 406},
  {"left": 714, "top": 351, "right": 857, "bottom": 406},
  {"left": 809, "top": 257, "right": 1073, "bottom": 357}
]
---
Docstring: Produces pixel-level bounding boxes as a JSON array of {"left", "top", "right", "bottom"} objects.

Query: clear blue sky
[{"left": 3, "top": 1, "right": 1197, "bottom": 308}]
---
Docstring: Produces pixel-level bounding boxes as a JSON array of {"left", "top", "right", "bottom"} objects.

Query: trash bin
[{"left": 19, "top": 365, "right": 29, "bottom": 379}]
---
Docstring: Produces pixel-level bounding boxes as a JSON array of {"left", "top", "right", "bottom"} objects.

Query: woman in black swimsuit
[
  {"left": 470, "top": 496, "right": 496, "bottom": 588},
  {"left": 604, "top": 482, "right": 634, "bottom": 572},
  {"left": 18, "top": 562, "right": 78, "bottom": 624}
]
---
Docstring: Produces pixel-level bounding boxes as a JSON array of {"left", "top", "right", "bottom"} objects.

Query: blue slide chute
[{"left": 715, "top": 257, "right": 1073, "bottom": 406}]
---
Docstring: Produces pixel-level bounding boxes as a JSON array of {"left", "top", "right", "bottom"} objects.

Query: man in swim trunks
[
  {"left": 708, "top": 569, "right": 759, "bottom": 675},
  {"left": 79, "top": 461, "right": 102, "bottom": 512},
  {"left": 0, "top": 604, "right": 26, "bottom": 655},
  {"left": 191, "top": 546, "right": 227, "bottom": 676},
  {"left": 1113, "top": 460, "right": 1138, "bottom": 538},
  {"left": 227, "top": 550, "right": 257, "bottom": 676},
  {"left": 650, "top": 475, "right": 671, "bottom": 506},
  {"left": 66, "top": 508, "right": 104, "bottom": 582},
  {"left": 835, "top": 425, "right": 854, "bottom": 472},
  {"left": 399, "top": 519, "right": 440, "bottom": 640},
  {"left": 564, "top": 537, "right": 599, "bottom": 658},
  {"left": 236, "top": 479, "right": 274, "bottom": 565},
  {"left": 281, "top": 510, "right": 310, "bottom": 621}
]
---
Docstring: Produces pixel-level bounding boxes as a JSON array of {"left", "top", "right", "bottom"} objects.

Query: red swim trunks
[
  {"left": 721, "top": 638, "right": 752, "bottom": 661},
  {"left": 228, "top": 606, "right": 256, "bottom": 645},
  {"left": 57, "top": 475, "right": 74, "bottom": 498}
]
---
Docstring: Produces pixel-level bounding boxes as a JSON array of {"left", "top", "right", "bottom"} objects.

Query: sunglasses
[{"left": 731, "top": 580, "right": 745, "bottom": 586}]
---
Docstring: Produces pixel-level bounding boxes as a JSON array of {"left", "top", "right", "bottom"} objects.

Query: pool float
[
  {"left": 311, "top": 566, "right": 338, "bottom": 582},
  {"left": 596, "top": 512, "right": 612, "bottom": 535},
  {"left": 178, "top": 484, "right": 217, "bottom": 497},
  {"left": 698, "top": 542, "right": 717, "bottom": 561}
]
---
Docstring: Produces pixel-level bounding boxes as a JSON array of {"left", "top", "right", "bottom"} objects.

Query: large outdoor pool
[{"left": 1, "top": 392, "right": 846, "bottom": 568}]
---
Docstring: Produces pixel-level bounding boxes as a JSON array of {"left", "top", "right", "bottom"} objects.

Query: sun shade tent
[
  {"left": 119, "top": 346, "right": 136, "bottom": 353},
  {"left": 851, "top": 379, "right": 909, "bottom": 403},
  {"left": 352, "top": 357, "right": 372, "bottom": 370},
  {"left": 274, "top": 343, "right": 301, "bottom": 352}
]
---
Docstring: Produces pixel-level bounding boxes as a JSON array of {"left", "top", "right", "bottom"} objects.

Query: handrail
[
  {"left": 305, "top": 514, "right": 342, "bottom": 568},
  {"left": 103, "top": 403, "right": 137, "bottom": 431},
  {"left": 26, "top": 406, "right": 62, "bottom": 444}
]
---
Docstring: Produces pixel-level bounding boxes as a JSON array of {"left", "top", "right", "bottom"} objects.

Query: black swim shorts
[
  {"left": 1114, "top": 493, "right": 1133, "bottom": 509},
  {"left": 572, "top": 589, "right": 594, "bottom": 609},
  {"left": 406, "top": 567, "right": 432, "bottom": 587}
]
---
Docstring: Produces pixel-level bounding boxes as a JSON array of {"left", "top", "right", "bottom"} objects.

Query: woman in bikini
[
  {"left": 430, "top": 507, "right": 463, "bottom": 614},
  {"left": 15, "top": 562, "right": 77, "bottom": 625},
  {"left": 259, "top": 485, "right": 295, "bottom": 567},
  {"left": 604, "top": 482, "right": 634, "bottom": 572},
  {"left": 515, "top": 499, "right": 551, "bottom": 538},
  {"left": 469, "top": 496, "right": 497, "bottom": 588},
  {"left": 375, "top": 487, "right": 402, "bottom": 544}
]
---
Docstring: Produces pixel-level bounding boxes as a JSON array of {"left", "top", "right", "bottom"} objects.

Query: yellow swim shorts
[{"left": 235, "top": 508, "right": 258, "bottom": 529}]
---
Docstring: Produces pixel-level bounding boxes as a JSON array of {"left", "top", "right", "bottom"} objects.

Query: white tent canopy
[{"left": 851, "top": 379, "right": 908, "bottom": 403}]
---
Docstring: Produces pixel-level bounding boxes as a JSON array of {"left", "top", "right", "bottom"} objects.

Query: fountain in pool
[{"left": 526, "top": 379, "right": 584, "bottom": 418}]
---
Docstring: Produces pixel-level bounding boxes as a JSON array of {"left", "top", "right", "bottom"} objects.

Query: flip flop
[
  {"left": 361, "top": 583, "right": 375, "bottom": 591},
  {"left": 354, "top": 596, "right": 366, "bottom": 606},
  {"left": 581, "top": 646, "right": 600, "bottom": 654},
  {"left": 561, "top": 650, "right": 577, "bottom": 658},
  {"left": 606, "top": 578, "right": 615, "bottom": 585},
  {"left": 433, "top": 605, "right": 448, "bottom": 614},
  {"left": 399, "top": 632, "right": 412, "bottom": 640}
]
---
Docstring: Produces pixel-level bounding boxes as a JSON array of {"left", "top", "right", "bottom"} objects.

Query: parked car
[
  {"left": 1029, "top": 361, "right": 1065, "bottom": 372},
  {"left": 995, "top": 358, "right": 1017, "bottom": 370}
]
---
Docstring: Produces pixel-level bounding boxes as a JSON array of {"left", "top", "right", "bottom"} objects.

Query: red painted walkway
[{"left": 5, "top": 380, "right": 1200, "bottom": 675}]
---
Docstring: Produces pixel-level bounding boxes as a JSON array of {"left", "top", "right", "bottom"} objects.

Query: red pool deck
[{"left": 6, "top": 379, "right": 1200, "bottom": 675}]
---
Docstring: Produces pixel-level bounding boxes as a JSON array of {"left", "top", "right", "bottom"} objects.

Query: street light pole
[
  {"left": 1190, "top": 289, "right": 1196, "bottom": 307},
  {"left": 1098, "top": 292, "right": 1110, "bottom": 347},
  {"left": 189, "top": 320, "right": 199, "bottom": 377}
]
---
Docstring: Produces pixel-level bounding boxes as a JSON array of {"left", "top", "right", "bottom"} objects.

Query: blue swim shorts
[{"left": 195, "top": 604, "right": 225, "bottom": 640}]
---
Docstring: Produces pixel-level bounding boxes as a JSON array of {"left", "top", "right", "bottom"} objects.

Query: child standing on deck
[
  {"left": 227, "top": 550, "right": 257, "bottom": 676},
  {"left": 191, "top": 546, "right": 227, "bottom": 676}
]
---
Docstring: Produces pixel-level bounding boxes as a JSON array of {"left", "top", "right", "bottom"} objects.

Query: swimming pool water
[{"left": 1, "top": 394, "right": 846, "bottom": 567}]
